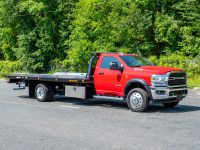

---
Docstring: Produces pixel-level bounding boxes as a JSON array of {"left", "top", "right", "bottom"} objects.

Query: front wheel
[
  {"left": 127, "top": 88, "right": 149, "bottom": 112},
  {"left": 162, "top": 101, "right": 179, "bottom": 107}
]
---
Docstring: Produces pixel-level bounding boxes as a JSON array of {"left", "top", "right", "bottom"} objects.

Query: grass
[{"left": 188, "top": 75, "right": 200, "bottom": 88}]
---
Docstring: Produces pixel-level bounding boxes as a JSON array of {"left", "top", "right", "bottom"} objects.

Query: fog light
[{"left": 156, "top": 90, "right": 166, "bottom": 95}]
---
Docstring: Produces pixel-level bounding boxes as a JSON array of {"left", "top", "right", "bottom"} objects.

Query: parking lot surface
[{"left": 0, "top": 80, "right": 200, "bottom": 150}]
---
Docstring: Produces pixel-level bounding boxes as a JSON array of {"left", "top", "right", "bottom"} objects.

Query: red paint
[{"left": 94, "top": 53, "right": 183, "bottom": 97}]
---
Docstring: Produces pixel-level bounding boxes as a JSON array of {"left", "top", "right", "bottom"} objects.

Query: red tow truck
[{"left": 5, "top": 53, "right": 188, "bottom": 112}]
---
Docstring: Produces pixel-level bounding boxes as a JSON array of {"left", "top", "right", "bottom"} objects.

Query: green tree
[
  {"left": 0, "top": 0, "right": 199, "bottom": 73},
  {"left": 0, "top": 0, "right": 76, "bottom": 72},
  {"left": 0, "top": 0, "right": 18, "bottom": 60},
  {"left": 173, "top": 0, "right": 200, "bottom": 56},
  {"left": 68, "top": 0, "right": 149, "bottom": 72}
]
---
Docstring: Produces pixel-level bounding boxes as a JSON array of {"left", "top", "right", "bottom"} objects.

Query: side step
[{"left": 93, "top": 95, "right": 124, "bottom": 101}]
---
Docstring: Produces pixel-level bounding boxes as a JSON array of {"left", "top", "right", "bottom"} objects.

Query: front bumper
[{"left": 150, "top": 86, "right": 188, "bottom": 102}]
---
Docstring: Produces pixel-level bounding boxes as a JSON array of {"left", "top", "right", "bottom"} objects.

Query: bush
[
  {"left": 187, "top": 75, "right": 200, "bottom": 88},
  {"left": 148, "top": 54, "right": 200, "bottom": 77},
  {"left": 0, "top": 61, "right": 22, "bottom": 75}
]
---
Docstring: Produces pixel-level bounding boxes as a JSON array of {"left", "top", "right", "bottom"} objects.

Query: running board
[{"left": 93, "top": 95, "right": 124, "bottom": 101}]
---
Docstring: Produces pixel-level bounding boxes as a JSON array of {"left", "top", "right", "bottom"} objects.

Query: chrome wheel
[
  {"left": 130, "top": 92, "right": 143, "bottom": 109},
  {"left": 35, "top": 84, "right": 54, "bottom": 102},
  {"left": 36, "top": 87, "right": 45, "bottom": 100},
  {"left": 127, "top": 88, "right": 149, "bottom": 112}
]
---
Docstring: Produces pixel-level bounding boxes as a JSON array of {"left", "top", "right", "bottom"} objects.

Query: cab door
[{"left": 94, "top": 56, "right": 125, "bottom": 96}]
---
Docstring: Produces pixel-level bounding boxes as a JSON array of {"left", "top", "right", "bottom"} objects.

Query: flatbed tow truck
[{"left": 5, "top": 53, "right": 188, "bottom": 112}]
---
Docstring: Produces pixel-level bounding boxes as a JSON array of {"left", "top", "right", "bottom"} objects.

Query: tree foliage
[
  {"left": 67, "top": 0, "right": 150, "bottom": 71},
  {"left": 0, "top": 0, "right": 76, "bottom": 72},
  {"left": 0, "top": 0, "right": 199, "bottom": 72}
]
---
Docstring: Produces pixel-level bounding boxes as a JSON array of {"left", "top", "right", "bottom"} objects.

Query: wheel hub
[
  {"left": 37, "top": 87, "right": 45, "bottom": 99},
  {"left": 130, "top": 92, "right": 143, "bottom": 108}
]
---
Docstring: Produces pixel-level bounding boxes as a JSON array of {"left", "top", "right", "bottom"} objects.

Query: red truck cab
[
  {"left": 92, "top": 53, "right": 187, "bottom": 111},
  {"left": 5, "top": 52, "right": 188, "bottom": 112}
]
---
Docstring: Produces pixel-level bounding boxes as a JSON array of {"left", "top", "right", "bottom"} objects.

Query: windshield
[{"left": 120, "top": 55, "right": 153, "bottom": 67}]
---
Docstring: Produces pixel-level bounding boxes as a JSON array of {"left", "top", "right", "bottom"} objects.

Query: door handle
[{"left": 98, "top": 72, "right": 104, "bottom": 75}]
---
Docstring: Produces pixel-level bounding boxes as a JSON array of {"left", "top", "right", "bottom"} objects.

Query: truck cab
[
  {"left": 5, "top": 52, "right": 188, "bottom": 112},
  {"left": 92, "top": 53, "right": 187, "bottom": 111}
]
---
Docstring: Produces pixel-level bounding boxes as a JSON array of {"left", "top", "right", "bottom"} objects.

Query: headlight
[{"left": 151, "top": 74, "right": 169, "bottom": 86}]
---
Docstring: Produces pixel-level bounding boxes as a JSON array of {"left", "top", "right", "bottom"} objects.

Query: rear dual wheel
[{"left": 35, "top": 84, "right": 54, "bottom": 102}]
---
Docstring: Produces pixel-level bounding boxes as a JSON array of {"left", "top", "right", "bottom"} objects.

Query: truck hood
[{"left": 132, "top": 66, "right": 182, "bottom": 74}]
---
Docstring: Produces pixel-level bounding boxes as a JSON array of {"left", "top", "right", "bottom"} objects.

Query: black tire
[
  {"left": 162, "top": 101, "right": 179, "bottom": 107},
  {"left": 35, "top": 84, "right": 54, "bottom": 102},
  {"left": 127, "top": 88, "right": 149, "bottom": 112}
]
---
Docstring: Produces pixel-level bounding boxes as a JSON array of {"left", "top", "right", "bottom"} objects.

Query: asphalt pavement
[{"left": 0, "top": 80, "right": 200, "bottom": 150}]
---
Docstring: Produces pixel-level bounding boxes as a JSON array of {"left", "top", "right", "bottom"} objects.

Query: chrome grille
[{"left": 168, "top": 72, "right": 187, "bottom": 86}]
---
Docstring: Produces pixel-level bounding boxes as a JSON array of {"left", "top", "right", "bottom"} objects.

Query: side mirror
[{"left": 110, "top": 62, "right": 124, "bottom": 71}]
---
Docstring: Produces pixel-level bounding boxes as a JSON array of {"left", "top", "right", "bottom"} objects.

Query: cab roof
[{"left": 93, "top": 52, "right": 138, "bottom": 56}]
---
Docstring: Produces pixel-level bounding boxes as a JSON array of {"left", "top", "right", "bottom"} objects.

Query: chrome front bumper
[{"left": 150, "top": 86, "right": 188, "bottom": 101}]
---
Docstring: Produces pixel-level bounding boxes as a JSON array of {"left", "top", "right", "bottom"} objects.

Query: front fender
[{"left": 124, "top": 78, "right": 152, "bottom": 99}]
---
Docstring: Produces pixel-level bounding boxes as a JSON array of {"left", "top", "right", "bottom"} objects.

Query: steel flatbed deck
[{"left": 5, "top": 73, "right": 93, "bottom": 84}]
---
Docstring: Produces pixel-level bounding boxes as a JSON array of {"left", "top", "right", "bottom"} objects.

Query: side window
[{"left": 101, "top": 56, "right": 121, "bottom": 69}]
